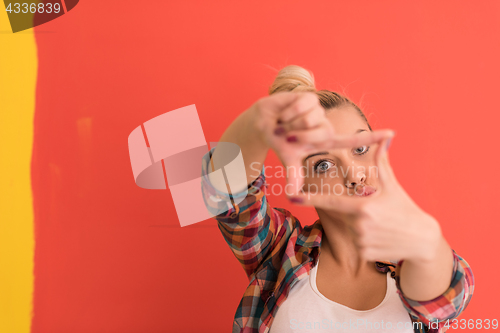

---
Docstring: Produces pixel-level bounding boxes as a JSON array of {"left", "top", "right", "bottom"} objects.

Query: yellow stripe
[{"left": 0, "top": 6, "right": 37, "bottom": 333}]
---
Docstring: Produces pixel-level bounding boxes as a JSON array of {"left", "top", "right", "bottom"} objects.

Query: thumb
[{"left": 282, "top": 155, "right": 305, "bottom": 196}]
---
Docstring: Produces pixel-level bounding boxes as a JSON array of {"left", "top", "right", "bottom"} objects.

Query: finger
[
  {"left": 282, "top": 107, "right": 326, "bottom": 132},
  {"left": 373, "top": 136, "right": 397, "bottom": 188},
  {"left": 321, "top": 129, "right": 396, "bottom": 150},
  {"left": 287, "top": 191, "right": 364, "bottom": 214},
  {"left": 284, "top": 124, "right": 335, "bottom": 146},
  {"left": 361, "top": 247, "right": 399, "bottom": 263},
  {"left": 286, "top": 129, "right": 395, "bottom": 155},
  {"left": 281, "top": 153, "right": 306, "bottom": 196},
  {"left": 262, "top": 91, "right": 300, "bottom": 114},
  {"left": 279, "top": 92, "right": 323, "bottom": 123}
]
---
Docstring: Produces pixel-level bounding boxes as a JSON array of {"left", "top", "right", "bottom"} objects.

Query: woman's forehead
[{"left": 326, "top": 106, "right": 370, "bottom": 135}]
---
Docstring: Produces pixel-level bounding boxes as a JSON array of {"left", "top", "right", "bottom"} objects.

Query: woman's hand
[
  {"left": 251, "top": 92, "right": 394, "bottom": 194},
  {"left": 260, "top": 94, "right": 454, "bottom": 301},
  {"left": 287, "top": 134, "right": 444, "bottom": 263}
]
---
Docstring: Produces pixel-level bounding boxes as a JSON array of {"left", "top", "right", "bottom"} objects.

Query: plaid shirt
[{"left": 201, "top": 149, "right": 474, "bottom": 333}]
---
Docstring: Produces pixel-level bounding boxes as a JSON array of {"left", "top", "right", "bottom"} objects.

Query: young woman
[{"left": 201, "top": 65, "right": 474, "bottom": 333}]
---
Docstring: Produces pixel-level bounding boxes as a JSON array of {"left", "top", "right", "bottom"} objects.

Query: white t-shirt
[{"left": 270, "top": 257, "right": 414, "bottom": 332}]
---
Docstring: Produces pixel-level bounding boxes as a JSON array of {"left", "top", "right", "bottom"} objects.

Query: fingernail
[
  {"left": 386, "top": 138, "right": 392, "bottom": 150},
  {"left": 289, "top": 197, "right": 303, "bottom": 204},
  {"left": 274, "top": 127, "right": 285, "bottom": 135},
  {"left": 286, "top": 135, "right": 297, "bottom": 143}
]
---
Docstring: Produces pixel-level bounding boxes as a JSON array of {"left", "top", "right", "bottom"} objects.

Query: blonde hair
[{"left": 269, "top": 65, "right": 372, "bottom": 130}]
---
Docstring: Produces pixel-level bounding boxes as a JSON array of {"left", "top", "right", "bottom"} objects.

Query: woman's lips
[{"left": 355, "top": 185, "right": 376, "bottom": 197}]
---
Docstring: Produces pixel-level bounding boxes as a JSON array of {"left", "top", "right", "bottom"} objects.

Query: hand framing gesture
[{"left": 260, "top": 92, "right": 442, "bottom": 267}]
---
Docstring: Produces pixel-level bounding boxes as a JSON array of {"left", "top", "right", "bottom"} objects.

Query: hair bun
[{"left": 269, "top": 65, "right": 317, "bottom": 95}]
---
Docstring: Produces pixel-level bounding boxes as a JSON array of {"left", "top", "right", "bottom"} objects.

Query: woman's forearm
[
  {"left": 209, "top": 105, "right": 269, "bottom": 194},
  {"left": 399, "top": 232, "right": 455, "bottom": 301}
]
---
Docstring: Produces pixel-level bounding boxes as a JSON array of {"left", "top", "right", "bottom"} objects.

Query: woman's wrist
[
  {"left": 406, "top": 213, "right": 444, "bottom": 263},
  {"left": 399, "top": 233, "right": 454, "bottom": 301},
  {"left": 248, "top": 103, "right": 272, "bottom": 150}
]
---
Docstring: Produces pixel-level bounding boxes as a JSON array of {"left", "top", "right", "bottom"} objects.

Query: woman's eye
[
  {"left": 354, "top": 146, "right": 370, "bottom": 155},
  {"left": 314, "top": 161, "right": 334, "bottom": 173}
]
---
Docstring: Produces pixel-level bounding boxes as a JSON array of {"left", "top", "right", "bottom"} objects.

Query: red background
[{"left": 32, "top": 1, "right": 499, "bottom": 332}]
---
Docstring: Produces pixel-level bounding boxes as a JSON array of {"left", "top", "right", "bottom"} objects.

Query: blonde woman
[{"left": 201, "top": 65, "right": 474, "bottom": 333}]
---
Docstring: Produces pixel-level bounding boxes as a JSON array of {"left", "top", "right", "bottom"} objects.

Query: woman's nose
[{"left": 345, "top": 172, "right": 366, "bottom": 188}]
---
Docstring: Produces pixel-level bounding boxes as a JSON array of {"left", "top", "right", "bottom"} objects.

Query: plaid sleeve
[
  {"left": 201, "top": 148, "right": 297, "bottom": 279},
  {"left": 394, "top": 250, "right": 474, "bottom": 330}
]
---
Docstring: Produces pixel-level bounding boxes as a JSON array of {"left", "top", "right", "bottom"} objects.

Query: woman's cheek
[{"left": 303, "top": 172, "right": 344, "bottom": 195}]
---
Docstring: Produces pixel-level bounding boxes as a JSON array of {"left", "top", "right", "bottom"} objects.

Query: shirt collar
[{"left": 296, "top": 219, "right": 323, "bottom": 249}]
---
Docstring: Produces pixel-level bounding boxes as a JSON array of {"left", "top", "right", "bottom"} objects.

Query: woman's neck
[{"left": 317, "top": 209, "right": 369, "bottom": 275}]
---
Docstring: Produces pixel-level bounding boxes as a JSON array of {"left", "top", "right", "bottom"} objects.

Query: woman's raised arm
[{"left": 202, "top": 92, "right": 326, "bottom": 278}]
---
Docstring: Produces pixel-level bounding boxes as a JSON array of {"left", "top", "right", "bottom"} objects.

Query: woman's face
[{"left": 302, "top": 105, "right": 380, "bottom": 198}]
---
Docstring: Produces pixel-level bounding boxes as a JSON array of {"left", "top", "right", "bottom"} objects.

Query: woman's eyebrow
[
  {"left": 304, "top": 152, "right": 329, "bottom": 161},
  {"left": 303, "top": 129, "right": 367, "bottom": 161}
]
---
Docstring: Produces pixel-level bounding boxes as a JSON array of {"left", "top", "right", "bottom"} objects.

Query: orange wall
[{"left": 5, "top": 1, "right": 497, "bottom": 332}]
